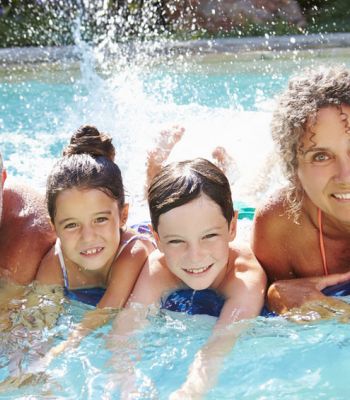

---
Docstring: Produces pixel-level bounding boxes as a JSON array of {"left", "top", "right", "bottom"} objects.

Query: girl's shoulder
[{"left": 35, "top": 245, "right": 64, "bottom": 285}]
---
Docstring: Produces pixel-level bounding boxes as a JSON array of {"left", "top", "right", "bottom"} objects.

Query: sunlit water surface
[{"left": 1, "top": 44, "right": 350, "bottom": 399}]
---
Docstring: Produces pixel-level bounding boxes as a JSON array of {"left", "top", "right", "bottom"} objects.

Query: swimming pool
[{"left": 1, "top": 41, "right": 350, "bottom": 399}]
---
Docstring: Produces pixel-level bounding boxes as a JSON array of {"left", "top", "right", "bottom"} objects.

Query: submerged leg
[
  {"left": 211, "top": 146, "right": 239, "bottom": 186},
  {"left": 145, "top": 125, "right": 185, "bottom": 193}
]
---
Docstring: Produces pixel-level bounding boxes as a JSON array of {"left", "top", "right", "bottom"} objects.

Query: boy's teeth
[{"left": 186, "top": 266, "right": 208, "bottom": 274}]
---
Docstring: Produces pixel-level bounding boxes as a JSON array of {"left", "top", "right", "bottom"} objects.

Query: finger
[{"left": 315, "top": 271, "right": 350, "bottom": 291}]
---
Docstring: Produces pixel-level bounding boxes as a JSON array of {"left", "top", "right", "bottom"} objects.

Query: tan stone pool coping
[{"left": 1, "top": 32, "right": 350, "bottom": 64}]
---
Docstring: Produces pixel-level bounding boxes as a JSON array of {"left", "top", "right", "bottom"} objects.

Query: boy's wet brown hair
[{"left": 148, "top": 157, "right": 234, "bottom": 232}]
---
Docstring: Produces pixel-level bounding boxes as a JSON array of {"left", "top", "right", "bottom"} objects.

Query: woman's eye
[{"left": 312, "top": 152, "right": 330, "bottom": 162}]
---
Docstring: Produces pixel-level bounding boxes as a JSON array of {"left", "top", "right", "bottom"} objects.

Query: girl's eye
[
  {"left": 64, "top": 222, "right": 77, "bottom": 230},
  {"left": 167, "top": 239, "right": 184, "bottom": 245}
]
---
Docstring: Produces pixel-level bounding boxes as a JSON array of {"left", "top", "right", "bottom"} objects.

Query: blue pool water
[{"left": 1, "top": 42, "right": 350, "bottom": 399}]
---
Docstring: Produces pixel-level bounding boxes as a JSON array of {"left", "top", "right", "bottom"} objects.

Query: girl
[
  {"left": 34, "top": 125, "right": 155, "bottom": 356},
  {"left": 110, "top": 157, "right": 266, "bottom": 398}
]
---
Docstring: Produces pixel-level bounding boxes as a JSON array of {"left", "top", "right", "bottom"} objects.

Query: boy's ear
[
  {"left": 2, "top": 168, "right": 7, "bottom": 187},
  {"left": 148, "top": 224, "right": 163, "bottom": 252},
  {"left": 120, "top": 203, "right": 129, "bottom": 227},
  {"left": 228, "top": 210, "right": 238, "bottom": 241}
]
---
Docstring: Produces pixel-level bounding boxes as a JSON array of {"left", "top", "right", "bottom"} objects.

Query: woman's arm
[{"left": 268, "top": 272, "right": 350, "bottom": 320}]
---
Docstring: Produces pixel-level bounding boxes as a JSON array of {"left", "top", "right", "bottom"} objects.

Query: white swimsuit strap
[{"left": 55, "top": 239, "right": 69, "bottom": 288}]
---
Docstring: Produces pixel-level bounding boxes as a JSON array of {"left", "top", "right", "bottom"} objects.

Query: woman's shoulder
[
  {"left": 253, "top": 188, "right": 302, "bottom": 240},
  {"left": 254, "top": 188, "right": 289, "bottom": 220}
]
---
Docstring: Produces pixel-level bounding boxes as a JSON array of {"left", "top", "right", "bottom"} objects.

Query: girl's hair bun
[{"left": 63, "top": 125, "right": 115, "bottom": 161}]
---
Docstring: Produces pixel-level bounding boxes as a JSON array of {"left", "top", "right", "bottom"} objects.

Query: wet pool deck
[{"left": 1, "top": 32, "right": 350, "bottom": 64}]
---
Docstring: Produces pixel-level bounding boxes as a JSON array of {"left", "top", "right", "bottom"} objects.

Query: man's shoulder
[
  {"left": 2, "top": 182, "right": 54, "bottom": 250},
  {"left": 3, "top": 183, "right": 49, "bottom": 227}
]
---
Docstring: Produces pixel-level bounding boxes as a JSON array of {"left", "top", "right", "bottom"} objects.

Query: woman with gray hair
[{"left": 252, "top": 65, "right": 350, "bottom": 318}]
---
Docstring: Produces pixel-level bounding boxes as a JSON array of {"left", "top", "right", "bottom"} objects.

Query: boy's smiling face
[{"left": 154, "top": 193, "right": 236, "bottom": 290}]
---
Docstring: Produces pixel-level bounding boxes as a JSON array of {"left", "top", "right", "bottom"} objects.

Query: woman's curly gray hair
[{"left": 271, "top": 65, "right": 350, "bottom": 216}]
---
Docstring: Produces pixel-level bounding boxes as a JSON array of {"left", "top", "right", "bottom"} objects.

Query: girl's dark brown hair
[{"left": 47, "top": 125, "right": 124, "bottom": 222}]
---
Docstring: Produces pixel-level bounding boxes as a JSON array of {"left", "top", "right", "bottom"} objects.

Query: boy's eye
[
  {"left": 95, "top": 217, "right": 108, "bottom": 223},
  {"left": 203, "top": 233, "right": 218, "bottom": 240}
]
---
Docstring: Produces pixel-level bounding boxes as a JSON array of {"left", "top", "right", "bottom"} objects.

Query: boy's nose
[{"left": 186, "top": 243, "right": 205, "bottom": 263}]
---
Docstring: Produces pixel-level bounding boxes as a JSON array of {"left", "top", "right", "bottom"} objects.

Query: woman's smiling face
[
  {"left": 297, "top": 105, "right": 350, "bottom": 223},
  {"left": 154, "top": 193, "right": 235, "bottom": 290}
]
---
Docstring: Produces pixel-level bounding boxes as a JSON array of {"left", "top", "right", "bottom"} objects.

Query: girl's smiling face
[
  {"left": 154, "top": 194, "right": 236, "bottom": 290},
  {"left": 297, "top": 105, "right": 350, "bottom": 223},
  {"left": 54, "top": 187, "right": 127, "bottom": 272}
]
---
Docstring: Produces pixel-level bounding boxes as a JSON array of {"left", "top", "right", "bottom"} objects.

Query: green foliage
[
  {"left": 301, "top": 0, "right": 350, "bottom": 33},
  {"left": 0, "top": 2, "right": 74, "bottom": 47},
  {"left": 0, "top": 0, "right": 349, "bottom": 48}
]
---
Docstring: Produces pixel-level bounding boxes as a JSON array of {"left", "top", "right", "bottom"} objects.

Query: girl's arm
[
  {"left": 107, "top": 250, "right": 178, "bottom": 397},
  {"left": 170, "top": 245, "right": 266, "bottom": 399},
  {"left": 39, "top": 236, "right": 155, "bottom": 361},
  {"left": 99, "top": 235, "right": 155, "bottom": 308}
]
